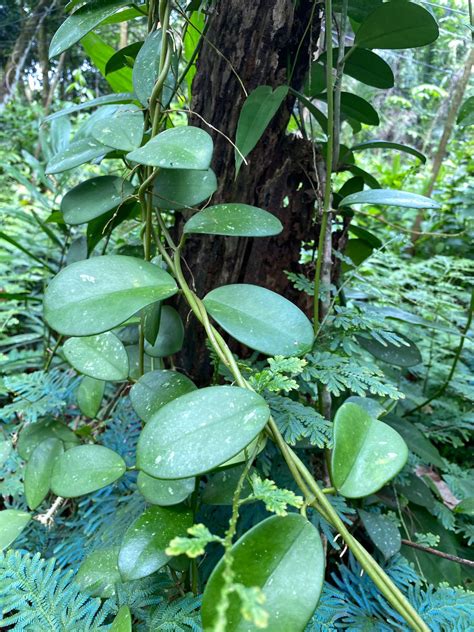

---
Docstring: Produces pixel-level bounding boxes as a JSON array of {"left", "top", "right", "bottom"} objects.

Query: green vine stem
[{"left": 137, "top": 2, "right": 428, "bottom": 629}]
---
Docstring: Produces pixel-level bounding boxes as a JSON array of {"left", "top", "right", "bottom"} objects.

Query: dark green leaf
[
  {"left": 105, "top": 42, "right": 143, "bottom": 74},
  {"left": 346, "top": 165, "right": 381, "bottom": 188},
  {"left": 184, "top": 203, "right": 283, "bottom": 237},
  {"left": 130, "top": 369, "right": 197, "bottom": 422},
  {"left": 359, "top": 510, "right": 401, "bottom": 559},
  {"left": 351, "top": 140, "right": 426, "bottom": 163},
  {"left": 132, "top": 30, "right": 177, "bottom": 107},
  {"left": 202, "top": 465, "right": 253, "bottom": 506},
  {"left": 304, "top": 63, "right": 326, "bottom": 97},
  {"left": 333, "top": 0, "right": 382, "bottom": 22},
  {"left": 76, "top": 548, "right": 121, "bottom": 598},
  {"left": 317, "top": 92, "right": 379, "bottom": 126},
  {"left": 118, "top": 505, "right": 192, "bottom": 580},
  {"left": 51, "top": 445, "right": 126, "bottom": 497},
  {"left": 343, "top": 239, "right": 373, "bottom": 271},
  {"left": 127, "top": 126, "right": 213, "bottom": 169},
  {"left": 0, "top": 510, "right": 31, "bottom": 551},
  {"left": 355, "top": 1, "right": 439, "bottom": 50},
  {"left": 457, "top": 95, "right": 474, "bottom": 127},
  {"left": 91, "top": 104, "right": 144, "bottom": 151},
  {"left": 203, "top": 284, "right": 314, "bottom": 357},
  {"left": 202, "top": 514, "right": 324, "bottom": 631},
  {"left": 17, "top": 419, "right": 80, "bottom": 461},
  {"left": 24, "top": 438, "right": 64, "bottom": 510},
  {"left": 44, "top": 255, "right": 178, "bottom": 336},
  {"left": 144, "top": 306, "right": 184, "bottom": 357},
  {"left": 290, "top": 88, "right": 328, "bottom": 134},
  {"left": 44, "top": 93, "right": 135, "bottom": 123},
  {"left": 454, "top": 498, "right": 474, "bottom": 516},
  {"left": 320, "top": 47, "right": 394, "bottom": 88},
  {"left": 398, "top": 474, "right": 436, "bottom": 511},
  {"left": 77, "top": 376, "right": 105, "bottom": 418},
  {"left": 137, "top": 386, "right": 270, "bottom": 479},
  {"left": 152, "top": 168, "right": 217, "bottom": 210},
  {"left": 339, "top": 188, "right": 440, "bottom": 209},
  {"left": 235, "top": 85, "right": 289, "bottom": 176},
  {"left": 64, "top": 332, "right": 129, "bottom": 380},
  {"left": 357, "top": 333, "right": 422, "bottom": 367},
  {"left": 49, "top": 0, "right": 131, "bottom": 57},
  {"left": 347, "top": 225, "right": 382, "bottom": 248},
  {"left": 87, "top": 201, "right": 138, "bottom": 253},
  {"left": 331, "top": 403, "right": 408, "bottom": 498},
  {"left": 61, "top": 176, "right": 134, "bottom": 225},
  {"left": 137, "top": 471, "right": 195, "bottom": 506},
  {"left": 384, "top": 416, "right": 444, "bottom": 468}
]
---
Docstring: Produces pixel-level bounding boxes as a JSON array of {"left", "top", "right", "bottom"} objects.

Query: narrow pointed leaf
[
  {"left": 24, "top": 438, "right": 64, "bottom": 510},
  {"left": 137, "top": 386, "right": 270, "bottom": 479},
  {"left": 49, "top": 0, "right": 131, "bottom": 57},
  {"left": 130, "top": 369, "right": 197, "bottom": 422},
  {"left": 51, "top": 445, "right": 126, "bottom": 497},
  {"left": 153, "top": 168, "right": 217, "bottom": 210},
  {"left": 45, "top": 138, "right": 111, "bottom": 174},
  {"left": 127, "top": 126, "right": 213, "bottom": 169},
  {"left": 0, "top": 510, "right": 31, "bottom": 551},
  {"left": 118, "top": 505, "right": 192, "bottom": 580},
  {"left": 203, "top": 284, "right": 314, "bottom": 357},
  {"left": 340, "top": 188, "right": 440, "bottom": 209},
  {"left": 64, "top": 332, "right": 129, "bottom": 380},
  {"left": 351, "top": 140, "right": 426, "bottom": 163},
  {"left": 331, "top": 403, "right": 408, "bottom": 498},
  {"left": 355, "top": 1, "right": 439, "bottom": 50},
  {"left": 184, "top": 203, "right": 283, "bottom": 237},
  {"left": 317, "top": 92, "right": 379, "bottom": 126},
  {"left": 44, "top": 93, "right": 135, "bottom": 123},
  {"left": 202, "top": 514, "right": 324, "bottom": 632},
  {"left": 137, "top": 471, "right": 195, "bottom": 506},
  {"left": 357, "top": 333, "right": 422, "bottom": 367},
  {"left": 61, "top": 176, "right": 135, "bottom": 225},
  {"left": 106, "top": 42, "right": 143, "bottom": 74},
  {"left": 235, "top": 85, "right": 289, "bottom": 176},
  {"left": 44, "top": 255, "right": 178, "bottom": 336}
]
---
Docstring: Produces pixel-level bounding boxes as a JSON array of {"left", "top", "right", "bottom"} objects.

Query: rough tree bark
[{"left": 176, "top": 0, "right": 322, "bottom": 380}]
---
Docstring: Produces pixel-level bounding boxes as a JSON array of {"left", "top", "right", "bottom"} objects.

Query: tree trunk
[
  {"left": 411, "top": 47, "right": 474, "bottom": 247},
  {"left": 0, "top": 0, "right": 58, "bottom": 106},
  {"left": 175, "top": 0, "right": 322, "bottom": 381}
]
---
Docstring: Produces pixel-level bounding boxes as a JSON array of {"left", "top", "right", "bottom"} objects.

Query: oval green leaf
[
  {"left": 351, "top": 140, "right": 426, "bottom": 163},
  {"left": 61, "top": 176, "right": 135, "bottom": 225},
  {"left": 130, "top": 369, "right": 197, "bottom": 422},
  {"left": 356, "top": 333, "right": 422, "bottom": 367},
  {"left": 145, "top": 305, "right": 184, "bottom": 358},
  {"left": 331, "top": 403, "right": 408, "bottom": 498},
  {"left": 338, "top": 47, "right": 394, "bottom": 88},
  {"left": 49, "top": 0, "right": 131, "bottom": 58},
  {"left": 202, "top": 465, "right": 253, "bottom": 506},
  {"left": 132, "top": 29, "right": 177, "bottom": 107},
  {"left": 111, "top": 606, "right": 132, "bottom": 632},
  {"left": 126, "top": 126, "right": 213, "bottom": 170},
  {"left": 45, "top": 138, "right": 111, "bottom": 175},
  {"left": 203, "top": 284, "right": 314, "bottom": 357},
  {"left": 118, "top": 505, "right": 192, "bottom": 581},
  {"left": 137, "top": 385, "right": 270, "bottom": 479},
  {"left": 152, "top": 168, "right": 217, "bottom": 210},
  {"left": 339, "top": 188, "right": 440, "bottom": 209},
  {"left": 17, "top": 419, "right": 80, "bottom": 461},
  {"left": 24, "top": 438, "right": 64, "bottom": 510},
  {"left": 358, "top": 509, "right": 401, "bottom": 560},
  {"left": 137, "top": 471, "right": 195, "bottom": 506},
  {"left": 64, "top": 331, "right": 129, "bottom": 380},
  {"left": 317, "top": 92, "right": 379, "bottom": 126},
  {"left": 91, "top": 104, "right": 144, "bottom": 151},
  {"left": 76, "top": 548, "right": 121, "bottom": 598},
  {"left": 51, "top": 445, "right": 126, "bottom": 497},
  {"left": 44, "top": 255, "right": 178, "bottom": 336},
  {"left": 355, "top": 1, "right": 439, "bottom": 50},
  {"left": 0, "top": 510, "right": 31, "bottom": 551},
  {"left": 77, "top": 376, "right": 106, "bottom": 418},
  {"left": 184, "top": 203, "right": 283, "bottom": 237},
  {"left": 202, "top": 514, "right": 324, "bottom": 631}
]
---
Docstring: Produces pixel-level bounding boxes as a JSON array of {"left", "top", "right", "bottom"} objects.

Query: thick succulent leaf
[
  {"left": 45, "top": 138, "right": 111, "bottom": 174},
  {"left": 44, "top": 255, "right": 178, "bottom": 336},
  {"left": 51, "top": 445, "right": 126, "bottom": 497},
  {"left": 137, "top": 471, "right": 195, "bottom": 506},
  {"left": 203, "top": 284, "right": 314, "bottom": 357},
  {"left": 91, "top": 104, "right": 144, "bottom": 151},
  {"left": 63, "top": 332, "right": 129, "bottom": 381},
  {"left": 127, "top": 126, "right": 213, "bottom": 169},
  {"left": 0, "top": 510, "right": 31, "bottom": 551},
  {"left": 61, "top": 176, "right": 135, "bottom": 225},
  {"left": 339, "top": 188, "right": 440, "bottom": 209},
  {"left": 202, "top": 514, "right": 324, "bottom": 631},
  {"left": 76, "top": 376, "right": 105, "bottom": 418},
  {"left": 17, "top": 419, "right": 79, "bottom": 461},
  {"left": 144, "top": 305, "right": 184, "bottom": 358},
  {"left": 184, "top": 203, "right": 283, "bottom": 237},
  {"left": 356, "top": 333, "right": 422, "bottom": 367},
  {"left": 118, "top": 505, "right": 192, "bottom": 580},
  {"left": 137, "top": 386, "right": 270, "bottom": 479},
  {"left": 152, "top": 168, "right": 217, "bottom": 210},
  {"left": 130, "top": 369, "right": 197, "bottom": 422},
  {"left": 331, "top": 403, "right": 408, "bottom": 498},
  {"left": 24, "top": 438, "right": 64, "bottom": 510},
  {"left": 76, "top": 548, "right": 121, "bottom": 598}
]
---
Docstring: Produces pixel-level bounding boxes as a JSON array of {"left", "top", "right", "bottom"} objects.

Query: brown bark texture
[{"left": 175, "top": 0, "right": 322, "bottom": 380}]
